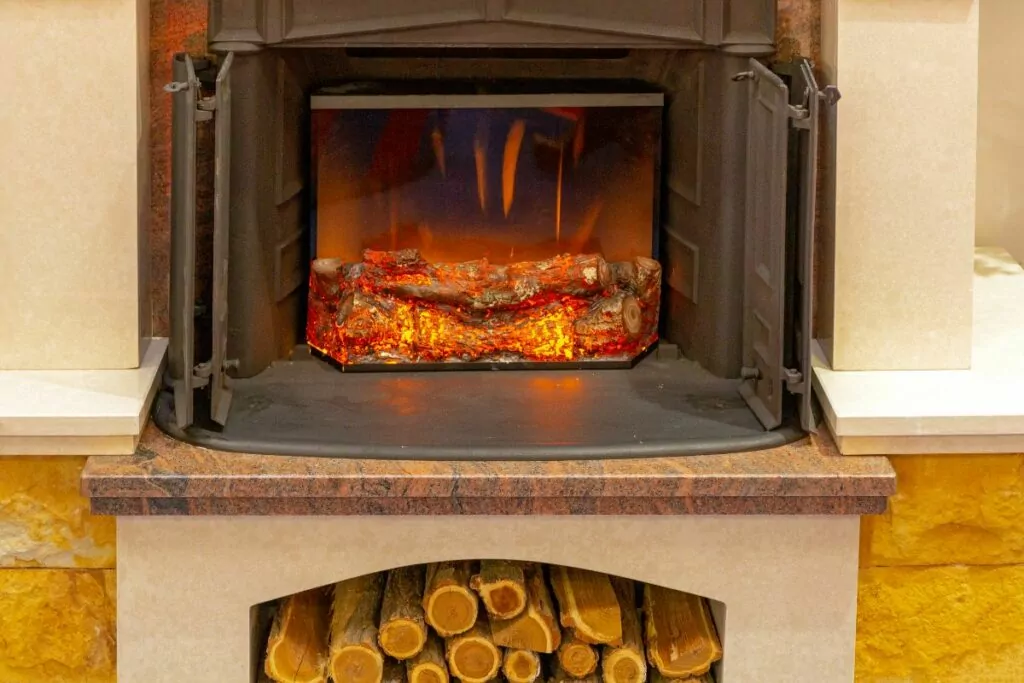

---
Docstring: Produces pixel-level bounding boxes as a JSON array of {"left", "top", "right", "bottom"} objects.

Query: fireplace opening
[
  {"left": 307, "top": 83, "right": 662, "bottom": 369},
  {"left": 164, "top": 8, "right": 830, "bottom": 458},
  {"left": 251, "top": 561, "right": 725, "bottom": 683}
]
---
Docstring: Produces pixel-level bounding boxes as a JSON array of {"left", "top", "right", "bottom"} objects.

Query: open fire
[
  {"left": 308, "top": 87, "right": 662, "bottom": 368},
  {"left": 307, "top": 249, "right": 661, "bottom": 366}
]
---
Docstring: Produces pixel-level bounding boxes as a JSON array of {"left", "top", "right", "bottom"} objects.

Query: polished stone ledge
[{"left": 81, "top": 423, "right": 895, "bottom": 516}]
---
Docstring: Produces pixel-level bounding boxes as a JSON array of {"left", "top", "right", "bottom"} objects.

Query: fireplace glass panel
[{"left": 308, "top": 83, "right": 663, "bottom": 368}]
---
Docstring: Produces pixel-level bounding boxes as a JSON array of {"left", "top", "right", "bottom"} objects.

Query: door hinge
[
  {"left": 740, "top": 366, "right": 760, "bottom": 380},
  {"left": 163, "top": 81, "right": 217, "bottom": 121},
  {"left": 191, "top": 358, "right": 239, "bottom": 389},
  {"left": 782, "top": 367, "right": 806, "bottom": 394}
]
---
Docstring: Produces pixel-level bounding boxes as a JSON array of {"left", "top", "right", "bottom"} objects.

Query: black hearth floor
[{"left": 158, "top": 350, "right": 803, "bottom": 459}]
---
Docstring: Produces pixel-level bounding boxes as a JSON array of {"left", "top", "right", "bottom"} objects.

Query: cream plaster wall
[
  {"left": 117, "top": 515, "right": 860, "bottom": 683},
  {"left": 977, "top": 0, "right": 1024, "bottom": 264},
  {"left": 0, "top": 0, "right": 148, "bottom": 370},
  {"left": 819, "top": 0, "right": 978, "bottom": 371}
]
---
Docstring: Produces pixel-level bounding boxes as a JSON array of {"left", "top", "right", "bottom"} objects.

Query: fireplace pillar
[
  {"left": 819, "top": 0, "right": 979, "bottom": 371},
  {"left": 0, "top": 0, "right": 149, "bottom": 370}
]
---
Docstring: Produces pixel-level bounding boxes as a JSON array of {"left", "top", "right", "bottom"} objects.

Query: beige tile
[
  {"left": 0, "top": 0, "right": 148, "bottom": 370},
  {"left": 821, "top": 0, "right": 978, "bottom": 370}
]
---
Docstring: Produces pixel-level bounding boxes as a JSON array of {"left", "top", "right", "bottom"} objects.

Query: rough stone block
[
  {"left": 857, "top": 565, "right": 1024, "bottom": 682},
  {"left": 861, "top": 454, "right": 1024, "bottom": 567},
  {"left": 0, "top": 569, "right": 116, "bottom": 682},
  {"left": 0, "top": 457, "right": 115, "bottom": 568}
]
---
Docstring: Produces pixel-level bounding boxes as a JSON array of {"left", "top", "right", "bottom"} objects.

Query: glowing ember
[{"left": 307, "top": 250, "right": 661, "bottom": 366}]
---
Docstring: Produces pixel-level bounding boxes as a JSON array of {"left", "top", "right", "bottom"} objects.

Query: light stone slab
[
  {"left": 819, "top": 0, "right": 978, "bottom": 371},
  {"left": 116, "top": 515, "right": 860, "bottom": 683},
  {"left": 0, "top": 338, "right": 166, "bottom": 456},
  {"left": 814, "top": 248, "right": 1024, "bottom": 454},
  {"left": 0, "top": 0, "right": 149, "bottom": 370}
]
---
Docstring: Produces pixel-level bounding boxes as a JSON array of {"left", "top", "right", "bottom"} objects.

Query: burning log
[
  {"left": 643, "top": 585, "right": 722, "bottom": 679},
  {"left": 379, "top": 565, "right": 428, "bottom": 660},
  {"left": 502, "top": 649, "right": 542, "bottom": 683},
  {"left": 408, "top": 633, "right": 450, "bottom": 683},
  {"left": 424, "top": 561, "right": 480, "bottom": 637},
  {"left": 307, "top": 250, "right": 660, "bottom": 365},
  {"left": 329, "top": 574, "right": 385, "bottom": 683},
  {"left": 446, "top": 614, "right": 502, "bottom": 683},
  {"left": 471, "top": 560, "right": 527, "bottom": 619},
  {"left": 557, "top": 630, "right": 599, "bottom": 678},
  {"left": 601, "top": 577, "right": 647, "bottom": 683},
  {"left": 550, "top": 566, "right": 622, "bottom": 646},
  {"left": 263, "top": 588, "right": 331, "bottom": 683},
  {"left": 489, "top": 564, "right": 561, "bottom": 653}
]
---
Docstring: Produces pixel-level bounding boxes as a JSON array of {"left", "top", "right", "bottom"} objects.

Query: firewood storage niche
[
  {"left": 163, "top": 0, "right": 833, "bottom": 458},
  {"left": 254, "top": 560, "right": 726, "bottom": 683}
]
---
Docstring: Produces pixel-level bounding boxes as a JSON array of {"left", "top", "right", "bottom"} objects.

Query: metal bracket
[
  {"left": 782, "top": 367, "right": 806, "bottom": 394},
  {"left": 731, "top": 70, "right": 755, "bottom": 82},
  {"left": 740, "top": 366, "right": 760, "bottom": 380},
  {"left": 820, "top": 85, "right": 842, "bottom": 107}
]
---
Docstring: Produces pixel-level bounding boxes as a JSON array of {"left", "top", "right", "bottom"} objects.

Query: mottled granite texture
[{"left": 81, "top": 425, "right": 894, "bottom": 516}]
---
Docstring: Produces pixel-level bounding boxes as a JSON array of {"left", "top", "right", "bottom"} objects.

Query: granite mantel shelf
[{"left": 81, "top": 424, "right": 895, "bottom": 516}]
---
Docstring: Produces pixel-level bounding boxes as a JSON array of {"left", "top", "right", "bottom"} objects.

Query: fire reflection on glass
[{"left": 308, "top": 92, "right": 662, "bottom": 366}]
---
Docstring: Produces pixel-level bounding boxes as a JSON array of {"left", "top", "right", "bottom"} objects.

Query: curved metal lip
[{"left": 153, "top": 392, "right": 805, "bottom": 461}]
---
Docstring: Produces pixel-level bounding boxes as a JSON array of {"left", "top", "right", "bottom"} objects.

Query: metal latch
[
  {"left": 782, "top": 367, "right": 806, "bottom": 394},
  {"left": 163, "top": 82, "right": 217, "bottom": 121}
]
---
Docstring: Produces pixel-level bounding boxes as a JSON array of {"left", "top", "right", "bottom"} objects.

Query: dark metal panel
[
  {"left": 209, "top": 0, "right": 267, "bottom": 46},
  {"left": 280, "top": 0, "right": 487, "bottom": 42},
  {"left": 168, "top": 55, "right": 200, "bottom": 429},
  {"left": 502, "top": 0, "right": 704, "bottom": 42},
  {"left": 210, "top": 54, "right": 235, "bottom": 426},
  {"left": 721, "top": 0, "right": 775, "bottom": 48},
  {"left": 739, "top": 59, "right": 789, "bottom": 430}
]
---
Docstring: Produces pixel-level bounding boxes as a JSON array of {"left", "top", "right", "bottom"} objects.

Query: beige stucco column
[
  {"left": 819, "top": 0, "right": 978, "bottom": 371},
  {"left": 0, "top": 0, "right": 149, "bottom": 370}
]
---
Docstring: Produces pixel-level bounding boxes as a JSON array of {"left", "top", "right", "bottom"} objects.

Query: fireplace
[{"left": 163, "top": 0, "right": 833, "bottom": 458}]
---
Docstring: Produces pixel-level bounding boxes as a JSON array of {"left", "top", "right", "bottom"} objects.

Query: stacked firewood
[{"left": 263, "top": 561, "right": 722, "bottom": 683}]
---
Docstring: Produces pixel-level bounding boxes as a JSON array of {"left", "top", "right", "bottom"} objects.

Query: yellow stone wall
[
  {"left": 857, "top": 454, "right": 1024, "bottom": 683},
  {"left": 0, "top": 458, "right": 117, "bottom": 683}
]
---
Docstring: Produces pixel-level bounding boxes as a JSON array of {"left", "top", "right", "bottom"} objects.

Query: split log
[
  {"left": 650, "top": 672, "right": 714, "bottom": 683},
  {"left": 643, "top": 585, "right": 722, "bottom": 679},
  {"left": 548, "top": 662, "right": 600, "bottom": 683},
  {"left": 329, "top": 573, "right": 386, "bottom": 683},
  {"left": 408, "top": 633, "right": 450, "bottom": 683},
  {"left": 600, "top": 578, "right": 646, "bottom": 683},
  {"left": 446, "top": 614, "right": 502, "bottom": 683},
  {"left": 550, "top": 566, "right": 622, "bottom": 646},
  {"left": 382, "top": 658, "right": 406, "bottom": 683},
  {"left": 557, "top": 630, "right": 599, "bottom": 678},
  {"left": 489, "top": 563, "right": 561, "bottom": 653},
  {"left": 424, "top": 561, "right": 480, "bottom": 637},
  {"left": 264, "top": 588, "right": 331, "bottom": 683},
  {"left": 379, "top": 565, "right": 429, "bottom": 660},
  {"left": 502, "top": 649, "right": 542, "bottom": 683},
  {"left": 471, "top": 560, "right": 527, "bottom": 619}
]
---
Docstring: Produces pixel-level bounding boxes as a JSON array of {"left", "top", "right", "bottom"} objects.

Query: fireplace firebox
[{"left": 163, "top": 0, "right": 835, "bottom": 459}]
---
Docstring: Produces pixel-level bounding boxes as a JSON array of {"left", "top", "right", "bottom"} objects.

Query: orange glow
[{"left": 307, "top": 250, "right": 661, "bottom": 366}]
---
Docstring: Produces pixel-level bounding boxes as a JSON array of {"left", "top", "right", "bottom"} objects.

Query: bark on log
[
  {"left": 557, "top": 630, "right": 599, "bottom": 678},
  {"left": 424, "top": 561, "right": 480, "bottom": 637},
  {"left": 502, "top": 649, "right": 542, "bottom": 683},
  {"left": 643, "top": 585, "right": 722, "bottom": 679},
  {"left": 649, "top": 671, "right": 714, "bottom": 683},
  {"left": 446, "top": 614, "right": 502, "bottom": 683},
  {"left": 550, "top": 566, "right": 622, "bottom": 646},
  {"left": 329, "top": 573, "right": 386, "bottom": 683},
  {"left": 379, "top": 565, "right": 429, "bottom": 660},
  {"left": 600, "top": 578, "right": 646, "bottom": 683},
  {"left": 264, "top": 588, "right": 331, "bottom": 683},
  {"left": 489, "top": 563, "right": 561, "bottom": 653},
  {"left": 382, "top": 658, "right": 406, "bottom": 683},
  {"left": 549, "top": 662, "right": 600, "bottom": 683},
  {"left": 471, "top": 560, "right": 528, "bottom": 619},
  {"left": 408, "top": 633, "right": 450, "bottom": 683},
  {"left": 360, "top": 250, "right": 613, "bottom": 312},
  {"left": 574, "top": 292, "right": 642, "bottom": 343}
]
